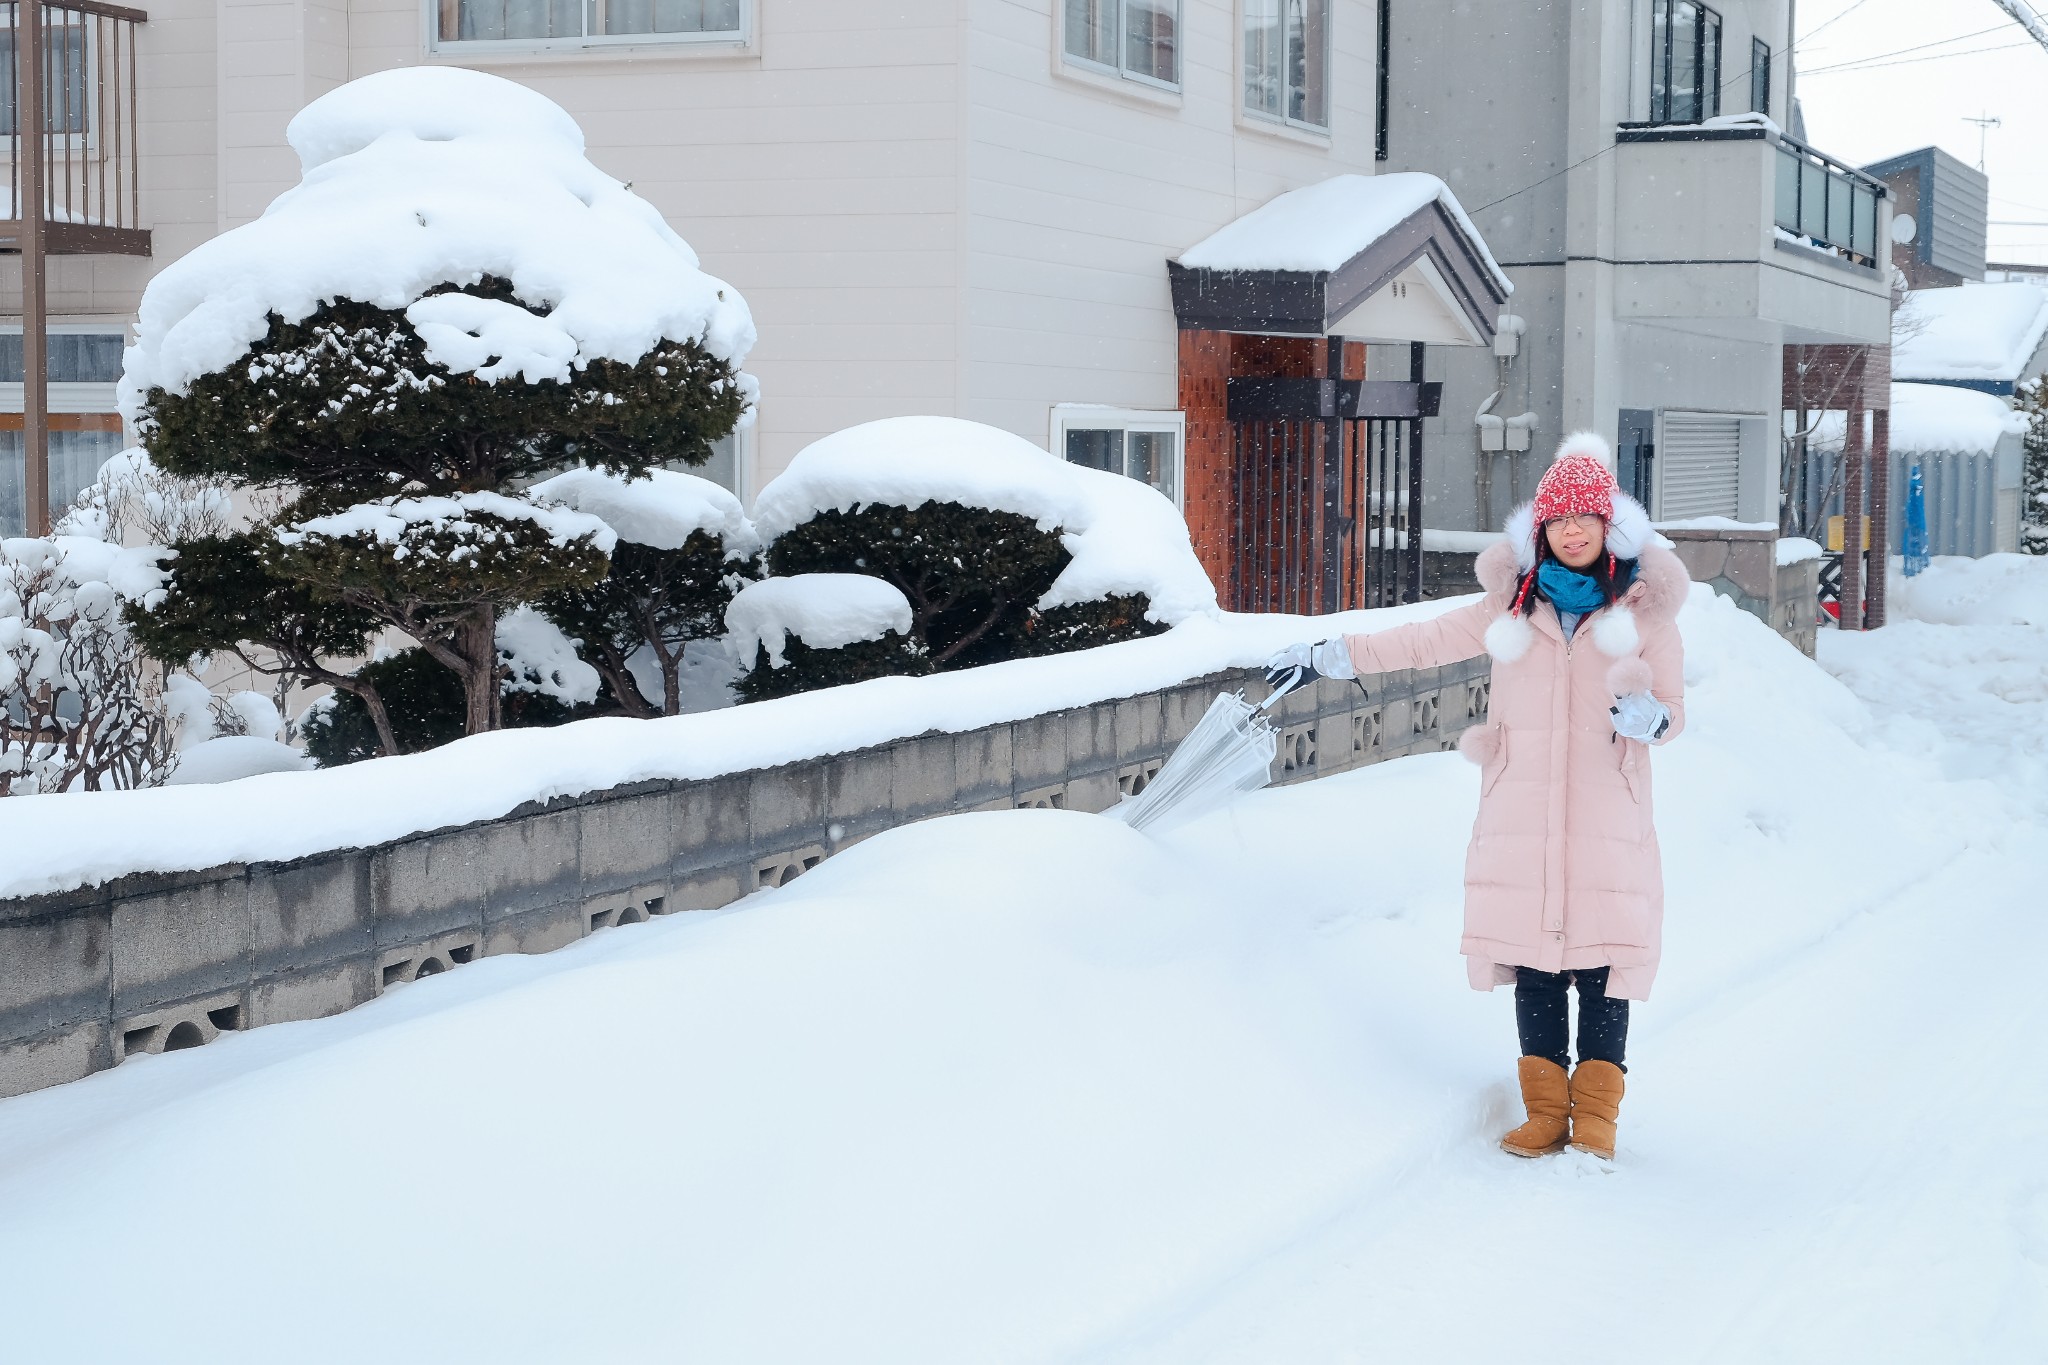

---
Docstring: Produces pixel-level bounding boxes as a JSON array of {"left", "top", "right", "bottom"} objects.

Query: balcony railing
[
  {"left": 0, "top": 0, "right": 149, "bottom": 255},
  {"left": 1773, "top": 137, "right": 1884, "bottom": 269}
]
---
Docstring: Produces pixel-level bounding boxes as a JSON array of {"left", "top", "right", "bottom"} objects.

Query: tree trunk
[
  {"left": 342, "top": 679, "right": 402, "bottom": 757},
  {"left": 456, "top": 606, "right": 501, "bottom": 735},
  {"left": 661, "top": 645, "right": 682, "bottom": 716}
]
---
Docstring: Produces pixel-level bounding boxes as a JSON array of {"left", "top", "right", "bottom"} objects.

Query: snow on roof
[
  {"left": 119, "top": 67, "right": 756, "bottom": 412},
  {"left": 1892, "top": 282, "right": 2048, "bottom": 385},
  {"left": 530, "top": 466, "right": 760, "bottom": 558},
  {"left": 751, "top": 417, "right": 1218, "bottom": 624},
  {"left": 726, "top": 575, "right": 914, "bottom": 668},
  {"left": 1809, "top": 382, "right": 2026, "bottom": 456},
  {"left": 1176, "top": 173, "right": 1510, "bottom": 294}
]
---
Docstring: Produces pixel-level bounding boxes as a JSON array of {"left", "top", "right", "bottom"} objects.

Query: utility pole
[
  {"left": 1964, "top": 112, "right": 2001, "bottom": 173},
  {"left": 21, "top": 0, "right": 48, "bottom": 537},
  {"left": 1989, "top": 0, "right": 2048, "bottom": 54}
]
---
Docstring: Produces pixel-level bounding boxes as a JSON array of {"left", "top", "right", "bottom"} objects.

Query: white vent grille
[{"left": 1658, "top": 413, "right": 1742, "bottom": 519}]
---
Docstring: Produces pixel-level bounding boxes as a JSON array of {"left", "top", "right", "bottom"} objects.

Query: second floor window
[
  {"left": 1648, "top": 0, "right": 1720, "bottom": 125},
  {"left": 0, "top": 26, "right": 89, "bottom": 136},
  {"left": 1064, "top": 1, "right": 1180, "bottom": 88},
  {"left": 438, "top": 0, "right": 744, "bottom": 47},
  {"left": 1751, "top": 36, "right": 1771, "bottom": 116},
  {"left": 1244, "top": 0, "right": 1329, "bottom": 131}
]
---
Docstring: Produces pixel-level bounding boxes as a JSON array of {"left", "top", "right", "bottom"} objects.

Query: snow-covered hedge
[{"left": 742, "top": 418, "right": 1216, "bottom": 693}]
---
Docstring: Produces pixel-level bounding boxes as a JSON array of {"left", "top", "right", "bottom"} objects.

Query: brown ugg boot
[
  {"left": 1568, "top": 1060, "right": 1627, "bottom": 1159},
  {"left": 1500, "top": 1056, "right": 1571, "bottom": 1157}
]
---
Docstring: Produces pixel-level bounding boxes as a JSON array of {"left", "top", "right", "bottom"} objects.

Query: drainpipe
[
  {"left": 22, "top": 0, "right": 48, "bottom": 537},
  {"left": 1785, "top": 0, "right": 1797, "bottom": 131}
]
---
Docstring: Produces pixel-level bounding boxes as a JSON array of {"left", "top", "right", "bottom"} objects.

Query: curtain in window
[
  {"left": 1065, "top": 0, "right": 1116, "bottom": 67},
  {"left": 456, "top": 0, "right": 583, "bottom": 41},
  {"left": 0, "top": 428, "right": 125, "bottom": 536},
  {"left": 606, "top": 0, "right": 742, "bottom": 36},
  {"left": 1243, "top": 0, "right": 1283, "bottom": 119},
  {"left": 1127, "top": 430, "right": 1177, "bottom": 503},
  {"left": 1245, "top": 0, "right": 1327, "bottom": 128},
  {"left": 1123, "top": 0, "right": 1177, "bottom": 84}
]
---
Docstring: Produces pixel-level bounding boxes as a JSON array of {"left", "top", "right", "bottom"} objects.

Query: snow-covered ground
[{"left": 0, "top": 560, "right": 2043, "bottom": 1363}]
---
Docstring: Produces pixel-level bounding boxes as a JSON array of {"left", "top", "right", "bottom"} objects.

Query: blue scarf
[{"left": 1536, "top": 559, "right": 1608, "bottom": 615}]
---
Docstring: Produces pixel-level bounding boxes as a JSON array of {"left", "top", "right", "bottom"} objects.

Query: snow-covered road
[{"left": 0, "top": 558, "right": 2042, "bottom": 1363}]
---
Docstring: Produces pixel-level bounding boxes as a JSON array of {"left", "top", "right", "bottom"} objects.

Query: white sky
[{"left": 1795, "top": 0, "right": 2048, "bottom": 265}]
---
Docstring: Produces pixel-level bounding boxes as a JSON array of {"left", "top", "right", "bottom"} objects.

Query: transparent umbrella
[{"left": 1107, "top": 673, "right": 1300, "bottom": 835}]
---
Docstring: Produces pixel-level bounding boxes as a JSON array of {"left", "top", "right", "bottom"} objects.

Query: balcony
[
  {"left": 0, "top": 0, "right": 151, "bottom": 258},
  {"left": 1611, "top": 123, "right": 1891, "bottom": 347}
]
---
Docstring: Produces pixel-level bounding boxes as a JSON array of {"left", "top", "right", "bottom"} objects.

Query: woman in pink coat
[{"left": 1267, "top": 434, "right": 1689, "bottom": 1160}]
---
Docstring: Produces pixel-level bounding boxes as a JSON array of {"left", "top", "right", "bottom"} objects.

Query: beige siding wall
[{"left": 961, "top": 0, "right": 1381, "bottom": 443}]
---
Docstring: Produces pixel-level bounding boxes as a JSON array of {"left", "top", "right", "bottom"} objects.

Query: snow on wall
[
  {"left": 1891, "top": 281, "right": 2048, "bottom": 385},
  {"left": 751, "top": 417, "right": 1218, "bottom": 624},
  {"left": 726, "top": 575, "right": 914, "bottom": 667},
  {"left": 1175, "top": 173, "right": 1511, "bottom": 294},
  {"left": 118, "top": 66, "right": 757, "bottom": 414},
  {"left": 0, "top": 597, "right": 1462, "bottom": 900},
  {"left": 1808, "top": 382, "right": 2026, "bottom": 456},
  {"left": 529, "top": 466, "right": 760, "bottom": 557}
]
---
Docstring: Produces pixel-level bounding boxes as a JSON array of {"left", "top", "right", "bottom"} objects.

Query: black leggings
[{"left": 1514, "top": 966, "right": 1628, "bottom": 1072}]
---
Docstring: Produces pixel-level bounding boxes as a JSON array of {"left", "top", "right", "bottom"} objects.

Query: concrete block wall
[
  {"left": 0, "top": 658, "right": 1491, "bottom": 1100},
  {"left": 1662, "top": 526, "right": 1820, "bottom": 659}
]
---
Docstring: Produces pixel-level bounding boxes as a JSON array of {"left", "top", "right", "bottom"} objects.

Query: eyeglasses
[{"left": 1544, "top": 514, "right": 1605, "bottom": 532}]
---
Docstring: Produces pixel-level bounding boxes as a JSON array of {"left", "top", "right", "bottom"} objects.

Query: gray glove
[
  {"left": 1609, "top": 691, "right": 1671, "bottom": 742},
  {"left": 1263, "top": 639, "right": 1357, "bottom": 687}
]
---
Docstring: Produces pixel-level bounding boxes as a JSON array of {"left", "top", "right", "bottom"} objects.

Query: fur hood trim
[{"left": 1504, "top": 490, "right": 1655, "bottom": 573}]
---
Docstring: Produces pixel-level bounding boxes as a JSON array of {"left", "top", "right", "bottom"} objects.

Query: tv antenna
[{"left": 1964, "top": 112, "right": 2002, "bottom": 171}]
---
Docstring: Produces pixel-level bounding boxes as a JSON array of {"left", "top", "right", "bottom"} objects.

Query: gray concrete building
[{"left": 1378, "top": 0, "right": 1894, "bottom": 537}]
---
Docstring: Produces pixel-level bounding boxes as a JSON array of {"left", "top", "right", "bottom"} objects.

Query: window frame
[
  {"left": 0, "top": 20, "right": 100, "bottom": 151},
  {"left": 1750, "top": 35, "right": 1771, "bottom": 117},
  {"left": 1373, "top": 0, "right": 1390, "bottom": 160},
  {"left": 1241, "top": 0, "right": 1333, "bottom": 135},
  {"left": 1647, "top": 0, "right": 1722, "bottom": 126},
  {"left": 426, "top": 0, "right": 753, "bottom": 58},
  {"left": 1059, "top": 0, "right": 1183, "bottom": 93},
  {"left": 1050, "top": 404, "right": 1186, "bottom": 512}
]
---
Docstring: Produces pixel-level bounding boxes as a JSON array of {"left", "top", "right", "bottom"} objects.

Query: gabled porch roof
[{"left": 1167, "top": 173, "right": 1511, "bottom": 348}]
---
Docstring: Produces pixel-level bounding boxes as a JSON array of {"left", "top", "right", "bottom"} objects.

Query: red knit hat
[{"left": 1530, "top": 445, "right": 1618, "bottom": 527}]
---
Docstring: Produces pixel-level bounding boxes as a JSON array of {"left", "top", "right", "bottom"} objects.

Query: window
[
  {"left": 1648, "top": 0, "right": 1721, "bottom": 125},
  {"left": 435, "top": 0, "right": 746, "bottom": 49},
  {"left": 674, "top": 431, "right": 744, "bottom": 499},
  {"left": 1063, "top": 1, "right": 1180, "bottom": 88},
  {"left": 1374, "top": 0, "right": 1390, "bottom": 160},
  {"left": 1244, "top": 0, "right": 1329, "bottom": 131},
  {"left": 1052, "top": 407, "right": 1184, "bottom": 508},
  {"left": 1750, "top": 36, "right": 1770, "bottom": 117},
  {"left": 0, "top": 25, "right": 89, "bottom": 136},
  {"left": 0, "top": 331, "right": 137, "bottom": 535}
]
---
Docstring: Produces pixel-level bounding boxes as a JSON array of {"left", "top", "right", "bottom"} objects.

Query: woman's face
[{"left": 1544, "top": 514, "right": 1606, "bottom": 569}]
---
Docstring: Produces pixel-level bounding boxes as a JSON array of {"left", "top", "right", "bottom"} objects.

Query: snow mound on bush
[
  {"left": 162, "top": 737, "right": 313, "bottom": 787},
  {"left": 277, "top": 491, "right": 617, "bottom": 556},
  {"left": 118, "top": 66, "right": 756, "bottom": 411},
  {"left": 752, "top": 417, "right": 1217, "bottom": 623},
  {"left": 726, "top": 574, "right": 913, "bottom": 667},
  {"left": 498, "top": 606, "right": 602, "bottom": 706},
  {"left": 530, "top": 466, "right": 760, "bottom": 556}
]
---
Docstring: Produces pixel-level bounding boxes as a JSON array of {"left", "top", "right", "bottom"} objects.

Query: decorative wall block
[
  {"left": 115, "top": 988, "right": 245, "bottom": 1062},
  {"left": 754, "top": 844, "right": 827, "bottom": 891},
  {"left": 376, "top": 931, "right": 479, "bottom": 992},
  {"left": 1116, "top": 758, "right": 1165, "bottom": 799},
  {"left": 1015, "top": 784, "right": 1068, "bottom": 811}
]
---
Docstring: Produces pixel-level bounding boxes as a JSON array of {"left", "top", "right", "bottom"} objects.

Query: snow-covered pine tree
[
  {"left": 529, "top": 467, "right": 760, "bottom": 715},
  {"left": 122, "top": 68, "right": 756, "bottom": 735},
  {"left": 2020, "top": 375, "right": 2048, "bottom": 555}
]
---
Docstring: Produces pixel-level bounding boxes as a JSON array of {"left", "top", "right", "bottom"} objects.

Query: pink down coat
[{"left": 1341, "top": 541, "right": 1690, "bottom": 1001}]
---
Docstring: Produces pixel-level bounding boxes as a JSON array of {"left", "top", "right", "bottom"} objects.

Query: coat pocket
[{"left": 1481, "top": 723, "right": 1509, "bottom": 796}]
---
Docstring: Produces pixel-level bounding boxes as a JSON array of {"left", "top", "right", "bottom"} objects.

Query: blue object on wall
[{"left": 1902, "top": 462, "right": 1930, "bottom": 577}]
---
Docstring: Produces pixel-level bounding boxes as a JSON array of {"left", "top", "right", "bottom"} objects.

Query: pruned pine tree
[
  {"left": 134, "top": 281, "right": 748, "bottom": 735},
  {"left": 539, "top": 531, "right": 748, "bottom": 717},
  {"left": 125, "top": 532, "right": 402, "bottom": 757}
]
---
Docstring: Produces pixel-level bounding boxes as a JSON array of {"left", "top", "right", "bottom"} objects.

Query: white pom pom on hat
[{"left": 1551, "top": 430, "right": 1616, "bottom": 472}]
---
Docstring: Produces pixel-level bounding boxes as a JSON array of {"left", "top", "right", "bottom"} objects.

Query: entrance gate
[{"left": 1225, "top": 374, "right": 1440, "bottom": 614}]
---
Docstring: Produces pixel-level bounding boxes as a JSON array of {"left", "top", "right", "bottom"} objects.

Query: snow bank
[
  {"left": 1808, "top": 382, "right": 2026, "bottom": 456},
  {"left": 1892, "top": 281, "right": 2048, "bottom": 386},
  {"left": 529, "top": 465, "right": 759, "bottom": 556},
  {"left": 278, "top": 491, "right": 618, "bottom": 557},
  {"left": 752, "top": 417, "right": 1217, "bottom": 624},
  {"left": 0, "top": 596, "right": 1447, "bottom": 899},
  {"left": 3, "top": 567, "right": 2043, "bottom": 1362},
  {"left": 118, "top": 66, "right": 756, "bottom": 413},
  {"left": 725, "top": 574, "right": 913, "bottom": 667},
  {"left": 163, "top": 737, "right": 313, "bottom": 787},
  {"left": 1177, "top": 173, "right": 1510, "bottom": 294}
]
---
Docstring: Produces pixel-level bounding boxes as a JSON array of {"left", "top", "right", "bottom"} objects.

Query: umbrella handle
[{"left": 1258, "top": 667, "right": 1305, "bottom": 712}]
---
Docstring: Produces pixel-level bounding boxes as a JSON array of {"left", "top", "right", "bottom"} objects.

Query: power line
[
  {"left": 1796, "top": 23, "right": 2019, "bottom": 74},
  {"left": 1800, "top": 38, "right": 2035, "bottom": 75},
  {"left": 1468, "top": 143, "right": 1620, "bottom": 217},
  {"left": 1795, "top": 0, "right": 1876, "bottom": 46}
]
